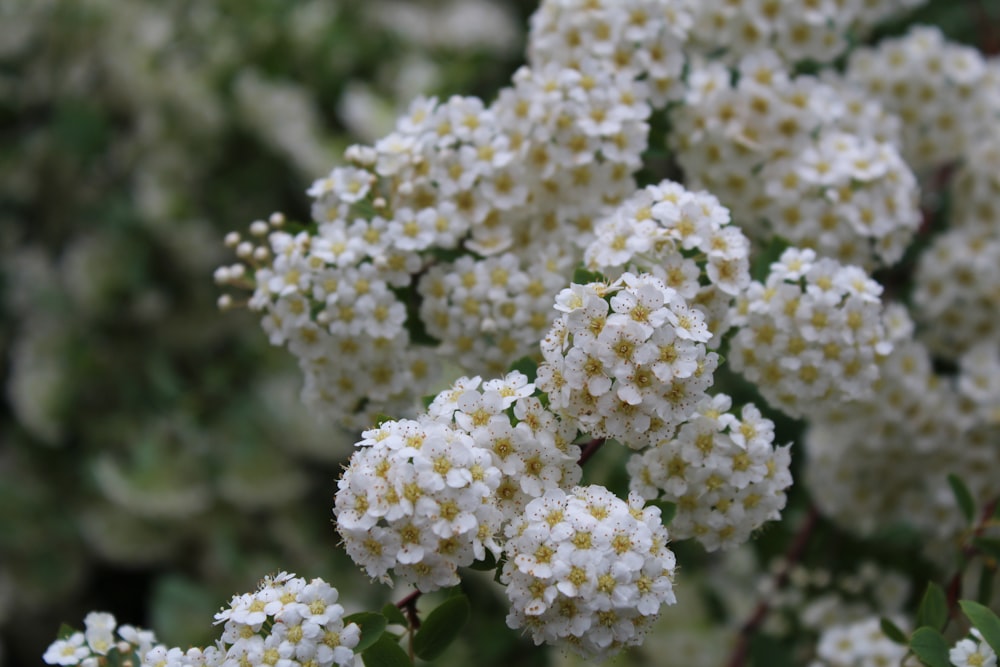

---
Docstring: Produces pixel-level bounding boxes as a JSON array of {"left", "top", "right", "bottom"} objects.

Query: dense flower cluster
[
  {"left": 627, "top": 394, "right": 791, "bottom": 551},
  {"left": 334, "top": 371, "right": 582, "bottom": 590},
  {"left": 501, "top": 486, "right": 676, "bottom": 660},
  {"left": 845, "top": 26, "right": 1000, "bottom": 168},
  {"left": 671, "top": 54, "right": 920, "bottom": 269},
  {"left": 43, "top": 574, "right": 359, "bottom": 667},
  {"left": 728, "top": 248, "right": 892, "bottom": 418},
  {"left": 527, "top": 0, "right": 692, "bottom": 106},
  {"left": 805, "top": 334, "right": 1000, "bottom": 547},
  {"left": 537, "top": 273, "right": 717, "bottom": 450},
  {"left": 585, "top": 180, "right": 751, "bottom": 340},
  {"left": 686, "top": 0, "right": 926, "bottom": 64}
]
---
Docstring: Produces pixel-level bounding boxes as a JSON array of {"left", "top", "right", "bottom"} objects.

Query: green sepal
[
  {"left": 916, "top": 582, "right": 948, "bottom": 631},
  {"left": 57, "top": 623, "right": 78, "bottom": 640},
  {"left": 959, "top": 600, "right": 1000, "bottom": 656},
  {"left": 412, "top": 594, "right": 470, "bottom": 661},
  {"left": 361, "top": 633, "right": 411, "bottom": 667},
  {"left": 380, "top": 603, "right": 408, "bottom": 627},
  {"left": 947, "top": 474, "right": 975, "bottom": 524},
  {"left": 879, "top": 617, "right": 908, "bottom": 645},
  {"left": 344, "top": 612, "right": 388, "bottom": 653},
  {"left": 909, "top": 627, "right": 951, "bottom": 667}
]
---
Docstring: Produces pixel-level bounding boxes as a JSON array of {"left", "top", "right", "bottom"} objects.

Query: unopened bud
[
  {"left": 217, "top": 294, "right": 233, "bottom": 310},
  {"left": 269, "top": 212, "right": 286, "bottom": 227},
  {"left": 249, "top": 220, "right": 269, "bottom": 236},
  {"left": 236, "top": 241, "right": 253, "bottom": 259},
  {"left": 224, "top": 231, "right": 241, "bottom": 247}
]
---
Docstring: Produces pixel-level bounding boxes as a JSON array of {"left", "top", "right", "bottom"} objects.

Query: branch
[
  {"left": 945, "top": 497, "right": 999, "bottom": 615},
  {"left": 396, "top": 589, "right": 422, "bottom": 630},
  {"left": 577, "top": 437, "right": 606, "bottom": 466},
  {"left": 725, "top": 504, "right": 821, "bottom": 667}
]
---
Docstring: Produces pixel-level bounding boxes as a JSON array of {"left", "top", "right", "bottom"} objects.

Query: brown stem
[
  {"left": 577, "top": 437, "right": 607, "bottom": 466},
  {"left": 725, "top": 505, "right": 821, "bottom": 667},
  {"left": 945, "top": 497, "right": 999, "bottom": 615},
  {"left": 396, "top": 589, "right": 422, "bottom": 630}
]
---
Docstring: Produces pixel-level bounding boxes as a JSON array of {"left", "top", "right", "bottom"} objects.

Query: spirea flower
[
  {"left": 728, "top": 248, "right": 892, "bottom": 419},
  {"left": 501, "top": 486, "right": 676, "bottom": 660},
  {"left": 537, "top": 272, "right": 718, "bottom": 449},
  {"left": 627, "top": 394, "right": 792, "bottom": 551}
]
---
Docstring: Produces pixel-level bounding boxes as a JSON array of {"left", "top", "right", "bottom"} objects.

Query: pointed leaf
[
  {"left": 380, "top": 603, "right": 408, "bottom": 627},
  {"left": 361, "top": 634, "right": 411, "bottom": 667},
  {"left": 917, "top": 582, "right": 947, "bottom": 631},
  {"left": 880, "top": 617, "right": 908, "bottom": 645},
  {"left": 344, "top": 612, "right": 387, "bottom": 653},
  {"left": 959, "top": 600, "right": 1000, "bottom": 656},
  {"left": 947, "top": 474, "right": 975, "bottom": 524},
  {"left": 412, "top": 594, "right": 470, "bottom": 661},
  {"left": 909, "top": 627, "right": 951, "bottom": 667}
]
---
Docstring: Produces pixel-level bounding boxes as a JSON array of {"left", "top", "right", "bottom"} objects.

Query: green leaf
[
  {"left": 947, "top": 474, "right": 975, "bottom": 524},
  {"left": 572, "top": 267, "right": 605, "bottom": 285},
  {"left": 344, "top": 612, "right": 387, "bottom": 653},
  {"left": 977, "top": 565, "right": 996, "bottom": 605},
  {"left": 412, "top": 594, "right": 470, "bottom": 661},
  {"left": 106, "top": 647, "right": 143, "bottom": 667},
  {"left": 421, "top": 394, "right": 436, "bottom": 409},
  {"left": 879, "top": 617, "right": 908, "bottom": 645},
  {"left": 959, "top": 600, "right": 1000, "bottom": 656},
  {"left": 909, "top": 627, "right": 951, "bottom": 667},
  {"left": 57, "top": 623, "right": 78, "bottom": 640},
  {"left": 380, "top": 603, "right": 408, "bottom": 627},
  {"left": 467, "top": 550, "right": 498, "bottom": 571},
  {"left": 972, "top": 537, "right": 1000, "bottom": 561},
  {"left": 374, "top": 414, "right": 395, "bottom": 427},
  {"left": 508, "top": 357, "right": 538, "bottom": 383},
  {"left": 361, "top": 634, "right": 411, "bottom": 667},
  {"left": 917, "top": 582, "right": 948, "bottom": 631}
]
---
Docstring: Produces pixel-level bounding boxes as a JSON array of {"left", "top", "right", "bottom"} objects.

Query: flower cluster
[
  {"left": 527, "top": 0, "right": 692, "bottom": 107},
  {"left": 686, "top": 0, "right": 926, "bottom": 64},
  {"left": 43, "top": 574, "right": 359, "bottom": 667},
  {"left": 812, "top": 616, "right": 914, "bottom": 667},
  {"left": 501, "top": 486, "right": 676, "bottom": 660},
  {"left": 537, "top": 272, "right": 717, "bottom": 450},
  {"left": 805, "top": 335, "right": 1000, "bottom": 547},
  {"left": 585, "top": 180, "right": 752, "bottom": 339},
  {"left": 627, "top": 394, "right": 791, "bottom": 551},
  {"left": 845, "top": 25, "right": 1000, "bottom": 168},
  {"left": 334, "top": 371, "right": 583, "bottom": 591},
  {"left": 728, "top": 248, "right": 892, "bottom": 419},
  {"left": 671, "top": 54, "right": 919, "bottom": 269}
]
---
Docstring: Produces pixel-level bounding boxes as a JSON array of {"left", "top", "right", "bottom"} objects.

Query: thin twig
[
  {"left": 577, "top": 437, "right": 607, "bottom": 466},
  {"left": 945, "top": 497, "right": 999, "bottom": 616},
  {"left": 725, "top": 505, "right": 821, "bottom": 667},
  {"left": 395, "top": 589, "right": 422, "bottom": 629}
]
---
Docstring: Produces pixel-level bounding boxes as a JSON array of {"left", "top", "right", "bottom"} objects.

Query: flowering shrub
[{"left": 27, "top": 0, "right": 1000, "bottom": 666}]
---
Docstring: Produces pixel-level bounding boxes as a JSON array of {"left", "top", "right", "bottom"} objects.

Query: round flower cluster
[
  {"left": 585, "top": 179, "right": 751, "bottom": 340},
  {"left": 426, "top": 372, "right": 582, "bottom": 518},
  {"left": 334, "top": 416, "right": 503, "bottom": 591},
  {"left": 911, "top": 227, "right": 1000, "bottom": 358},
  {"left": 671, "top": 54, "right": 919, "bottom": 269},
  {"left": 813, "top": 616, "right": 913, "bottom": 667},
  {"left": 527, "top": 0, "right": 692, "bottom": 107},
  {"left": 950, "top": 128, "right": 1000, "bottom": 234},
  {"left": 43, "top": 574, "right": 359, "bottom": 667},
  {"left": 335, "top": 370, "right": 583, "bottom": 590},
  {"left": 805, "top": 336, "right": 1000, "bottom": 547},
  {"left": 418, "top": 248, "right": 571, "bottom": 376},
  {"left": 686, "top": 0, "right": 925, "bottom": 64},
  {"left": 536, "top": 272, "right": 718, "bottom": 450},
  {"left": 845, "top": 25, "right": 1000, "bottom": 168},
  {"left": 501, "top": 485, "right": 676, "bottom": 660},
  {"left": 728, "top": 248, "right": 892, "bottom": 419},
  {"left": 627, "top": 394, "right": 791, "bottom": 551}
]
